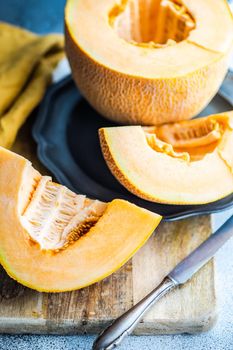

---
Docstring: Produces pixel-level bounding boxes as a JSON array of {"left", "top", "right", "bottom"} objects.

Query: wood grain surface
[{"left": 0, "top": 118, "right": 216, "bottom": 334}]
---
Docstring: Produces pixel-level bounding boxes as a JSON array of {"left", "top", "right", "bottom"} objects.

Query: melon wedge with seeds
[
  {"left": 99, "top": 112, "right": 233, "bottom": 205},
  {"left": 0, "top": 147, "right": 161, "bottom": 292}
]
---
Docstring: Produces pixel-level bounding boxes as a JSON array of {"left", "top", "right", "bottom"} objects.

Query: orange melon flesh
[
  {"left": 65, "top": 0, "right": 233, "bottom": 125},
  {"left": 0, "top": 147, "right": 161, "bottom": 292},
  {"left": 99, "top": 111, "right": 233, "bottom": 205}
]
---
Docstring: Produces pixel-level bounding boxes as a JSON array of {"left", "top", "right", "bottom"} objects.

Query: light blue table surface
[{"left": 1, "top": 1, "right": 233, "bottom": 349}]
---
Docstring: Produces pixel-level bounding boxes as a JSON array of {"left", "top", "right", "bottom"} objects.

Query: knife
[{"left": 93, "top": 214, "right": 233, "bottom": 350}]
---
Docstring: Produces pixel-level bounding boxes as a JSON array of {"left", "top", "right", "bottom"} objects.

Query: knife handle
[{"left": 92, "top": 276, "right": 177, "bottom": 350}]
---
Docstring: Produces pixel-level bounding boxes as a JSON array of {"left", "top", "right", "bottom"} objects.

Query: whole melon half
[
  {"left": 99, "top": 111, "right": 233, "bottom": 205},
  {"left": 65, "top": 0, "right": 233, "bottom": 125},
  {"left": 0, "top": 147, "right": 161, "bottom": 292}
]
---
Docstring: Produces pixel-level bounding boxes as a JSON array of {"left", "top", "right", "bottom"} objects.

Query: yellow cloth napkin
[{"left": 0, "top": 22, "right": 64, "bottom": 148}]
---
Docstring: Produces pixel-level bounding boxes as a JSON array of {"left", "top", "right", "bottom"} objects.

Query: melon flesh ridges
[
  {"left": 65, "top": 0, "right": 233, "bottom": 125},
  {"left": 0, "top": 147, "right": 161, "bottom": 292},
  {"left": 99, "top": 112, "right": 233, "bottom": 205}
]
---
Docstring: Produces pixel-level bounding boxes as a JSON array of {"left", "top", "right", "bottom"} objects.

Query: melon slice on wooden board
[
  {"left": 99, "top": 111, "right": 233, "bottom": 205},
  {"left": 0, "top": 147, "right": 161, "bottom": 292},
  {"left": 65, "top": 0, "right": 233, "bottom": 125}
]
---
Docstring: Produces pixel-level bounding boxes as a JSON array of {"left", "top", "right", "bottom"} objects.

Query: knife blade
[
  {"left": 93, "top": 214, "right": 233, "bottom": 350},
  {"left": 169, "top": 214, "right": 233, "bottom": 284}
]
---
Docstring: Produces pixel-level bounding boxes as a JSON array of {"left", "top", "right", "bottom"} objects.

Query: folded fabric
[{"left": 0, "top": 22, "right": 64, "bottom": 148}]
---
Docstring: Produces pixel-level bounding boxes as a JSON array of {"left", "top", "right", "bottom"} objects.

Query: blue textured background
[
  {"left": 0, "top": 0, "right": 66, "bottom": 33},
  {"left": 0, "top": 1, "right": 233, "bottom": 349}
]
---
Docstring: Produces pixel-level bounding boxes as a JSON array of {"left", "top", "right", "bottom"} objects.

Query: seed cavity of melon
[
  {"left": 20, "top": 175, "right": 107, "bottom": 251},
  {"left": 144, "top": 115, "right": 233, "bottom": 161},
  {"left": 145, "top": 132, "right": 190, "bottom": 161},
  {"left": 109, "top": 0, "right": 195, "bottom": 47}
]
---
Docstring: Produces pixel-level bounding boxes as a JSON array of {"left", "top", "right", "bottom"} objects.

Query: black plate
[{"left": 33, "top": 75, "right": 233, "bottom": 221}]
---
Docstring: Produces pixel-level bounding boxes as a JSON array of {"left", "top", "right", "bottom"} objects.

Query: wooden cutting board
[{"left": 0, "top": 120, "right": 216, "bottom": 335}]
